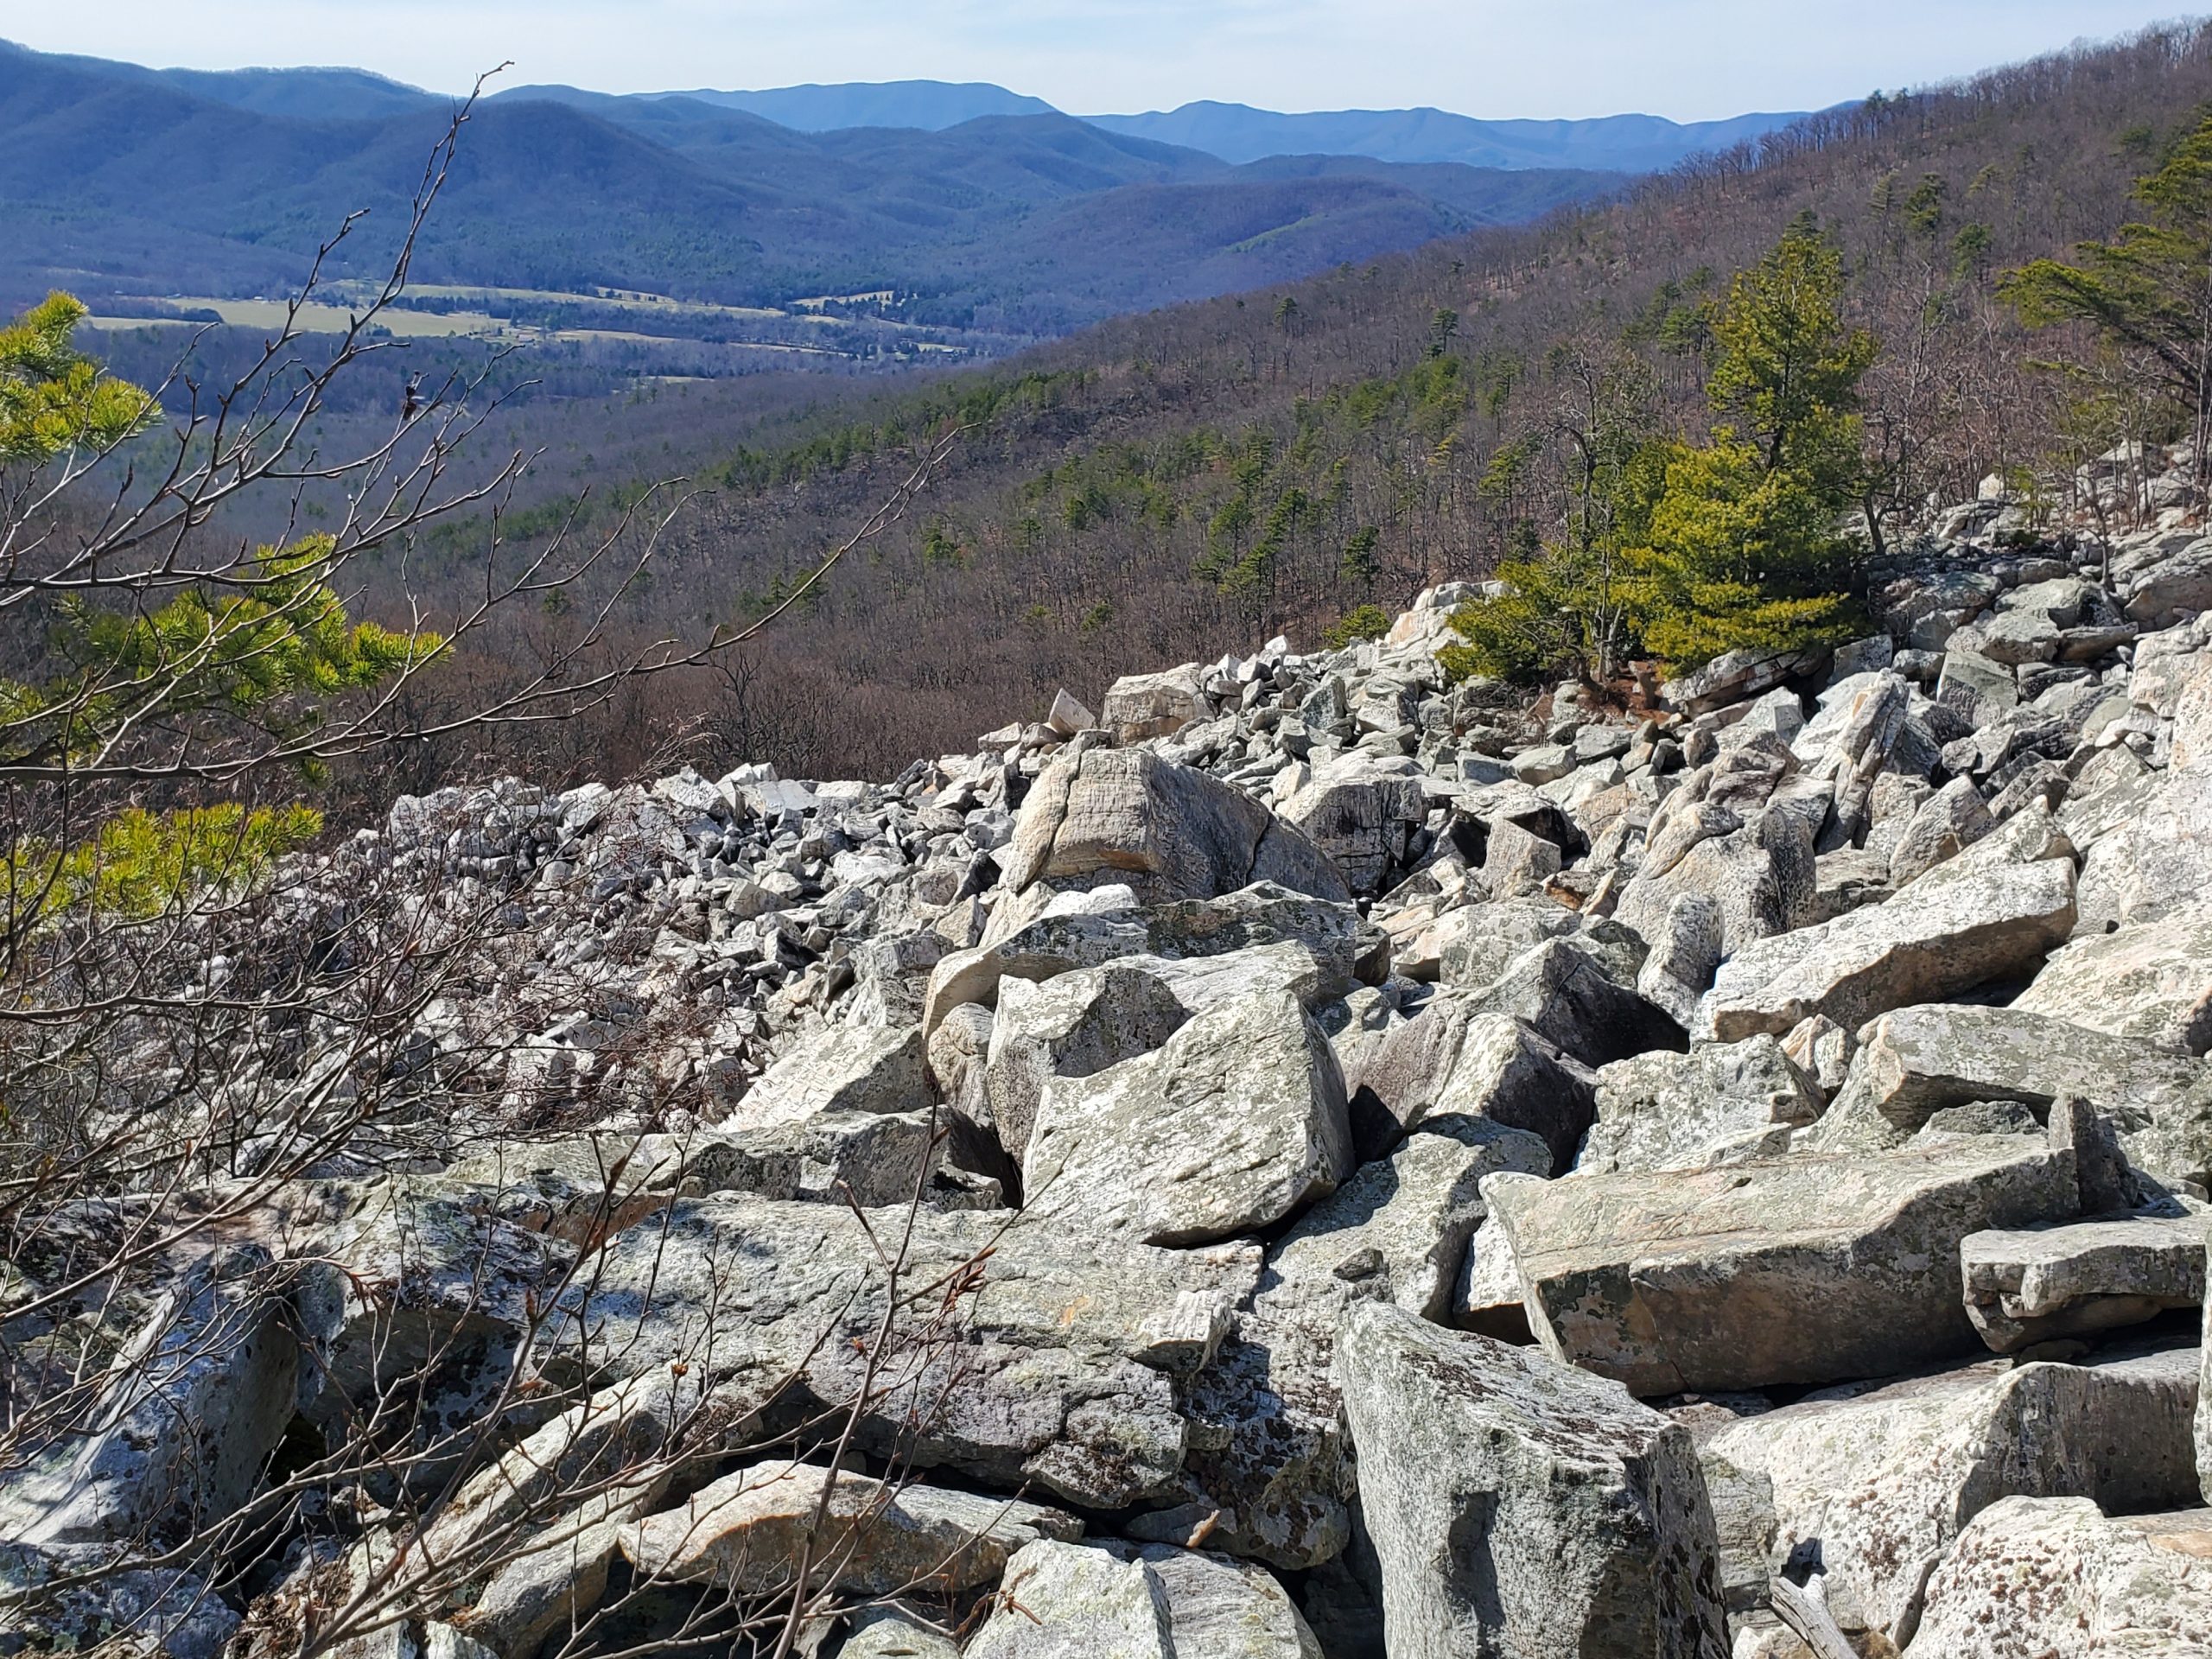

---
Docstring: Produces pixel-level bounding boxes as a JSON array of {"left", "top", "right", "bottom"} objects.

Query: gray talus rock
[
  {"left": 0, "top": 1248, "right": 316, "bottom": 1551},
  {"left": 1023, "top": 988, "right": 1351, "bottom": 1246},
  {"left": 1698, "top": 817, "right": 2076, "bottom": 1042},
  {"left": 2075, "top": 762, "right": 2212, "bottom": 933},
  {"left": 301, "top": 1176, "right": 574, "bottom": 1472},
  {"left": 1345, "top": 1001, "right": 1596, "bottom": 1172},
  {"left": 1908, "top": 1497, "right": 2212, "bottom": 1657},
  {"left": 1334, "top": 1301, "right": 1730, "bottom": 1659},
  {"left": 965, "top": 1538, "right": 1324, "bottom": 1659},
  {"left": 1578, "top": 1036, "right": 1821, "bottom": 1175},
  {"left": 1276, "top": 754, "right": 1429, "bottom": 895},
  {"left": 726, "top": 1021, "right": 929, "bottom": 1129},
  {"left": 1001, "top": 747, "right": 1349, "bottom": 907},
  {"left": 924, "top": 881, "right": 1369, "bottom": 1036},
  {"left": 1887, "top": 774, "right": 1993, "bottom": 887},
  {"left": 985, "top": 963, "right": 1189, "bottom": 1168},
  {"left": 1441, "top": 935, "right": 1684, "bottom": 1075},
  {"left": 1428, "top": 894, "right": 1646, "bottom": 991},
  {"left": 2016, "top": 899, "right": 2212, "bottom": 1055},
  {"left": 554, "top": 1196, "right": 1255, "bottom": 1510},
  {"left": 0, "top": 1546, "right": 239, "bottom": 1659},
  {"left": 1491, "top": 1135, "right": 2081, "bottom": 1395},
  {"left": 620, "top": 1459, "right": 1079, "bottom": 1596},
  {"left": 1661, "top": 645, "right": 1830, "bottom": 717},
  {"left": 1636, "top": 892, "right": 1723, "bottom": 1030},
  {"left": 1961, "top": 1213, "right": 2212, "bottom": 1351},
  {"left": 451, "top": 1110, "right": 948, "bottom": 1234},
  {"left": 1614, "top": 809, "right": 1815, "bottom": 965},
  {"left": 1260, "top": 1116, "right": 1551, "bottom": 1326},
  {"left": 1812, "top": 1002, "right": 2212, "bottom": 1183},
  {"left": 842, "top": 1607, "right": 961, "bottom": 1659},
  {"left": 1702, "top": 1342, "right": 2202, "bottom": 1646},
  {"left": 1102, "top": 664, "right": 1208, "bottom": 745}
]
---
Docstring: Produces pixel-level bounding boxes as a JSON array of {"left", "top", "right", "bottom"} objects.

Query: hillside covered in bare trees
[{"left": 371, "top": 21, "right": 2212, "bottom": 788}]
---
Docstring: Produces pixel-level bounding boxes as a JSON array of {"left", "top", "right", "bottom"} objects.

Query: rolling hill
[{"left": 0, "top": 41, "right": 1615, "bottom": 339}]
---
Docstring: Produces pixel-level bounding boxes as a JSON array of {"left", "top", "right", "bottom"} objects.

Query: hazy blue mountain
[
  {"left": 1084, "top": 101, "right": 1810, "bottom": 172},
  {"left": 6, "top": 47, "right": 446, "bottom": 121},
  {"left": 668, "top": 79, "right": 1059, "bottom": 131},
  {"left": 0, "top": 41, "right": 1614, "bottom": 336}
]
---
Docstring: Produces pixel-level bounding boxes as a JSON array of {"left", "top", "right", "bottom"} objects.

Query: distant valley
[{"left": 0, "top": 41, "right": 1804, "bottom": 377}]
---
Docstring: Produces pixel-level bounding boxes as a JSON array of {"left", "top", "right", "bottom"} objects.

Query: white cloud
[{"left": 3, "top": 0, "right": 2183, "bottom": 119}]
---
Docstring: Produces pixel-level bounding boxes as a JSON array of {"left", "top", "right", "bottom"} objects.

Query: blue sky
[{"left": 5, "top": 1, "right": 2184, "bottom": 119}]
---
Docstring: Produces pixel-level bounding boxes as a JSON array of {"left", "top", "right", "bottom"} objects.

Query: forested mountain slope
[
  {"left": 0, "top": 41, "right": 1611, "bottom": 333},
  {"left": 440, "top": 23, "right": 2212, "bottom": 783}
]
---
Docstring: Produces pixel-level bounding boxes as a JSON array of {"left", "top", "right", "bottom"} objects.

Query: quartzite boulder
[
  {"left": 1578, "top": 1036, "right": 1822, "bottom": 1175},
  {"left": 964, "top": 1538, "right": 1325, "bottom": 1659},
  {"left": 1100, "top": 664, "right": 1207, "bottom": 744},
  {"left": 552, "top": 1196, "right": 1255, "bottom": 1510},
  {"left": 1448, "top": 938, "right": 1686, "bottom": 1072},
  {"left": 1345, "top": 1002, "right": 1596, "bottom": 1171},
  {"left": 2016, "top": 899, "right": 2212, "bottom": 1055},
  {"left": 1701, "top": 1342, "right": 2202, "bottom": 1643},
  {"left": 1334, "top": 1302, "right": 1729, "bottom": 1659},
  {"left": 1001, "top": 747, "right": 1349, "bottom": 907},
  {"left": 1814, "top": 1001, "right": 2212, "bottom": 1182},
  {"left": 1908, "top": 1497, "right": 2212, "bottom": 1657},
  {"left": 984, "top": 963, "right": 1189, "bottom": 1167},
  {"left": 1961, "top": 1213, "right": 2212, "bottom": 1351},
  {"left": 1023, "top": 989, "right": 1352, "bottom": 1246},
  {"left": 725, "top": 1022, "right": 930, "bottom": 1130},
  {"left": 620, "top": 1459, "right": 1079, "bottom": 1596},
  {"left": 1260, "top": 1116, "right": 1552, "bottom": 1325},
  {"left": 1698, "top": 826, "right": 2076, "bottom": 1042},
  {"left": 923, "top": 882, "right": 1369, "bottom": 1035},
  {"left": 1489, "top": 1135, "right": 2081, "bottom": 1395}
]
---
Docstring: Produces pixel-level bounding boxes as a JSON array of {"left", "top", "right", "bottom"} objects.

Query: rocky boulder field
[{"left": 15, "top": 513, "right": 2212, "bottom": 1657}]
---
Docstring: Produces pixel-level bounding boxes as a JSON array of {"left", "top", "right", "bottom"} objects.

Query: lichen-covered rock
[
  {"left": 1813, "top": 1001, "right": 2212, "bottom": 1183},
  {"left": 1961, "top": 1213, "right": 2212, "bottom": 1351},
  {"left": 2017, "top": 898, "right": 2212, "bottom": 1055},
  {"left": 1345, "top": 1001, "right": 1596, "bottom": 1171},
  {"left": 924, "top": 882, "right": 1370, "bottom": 1035},
  {"left": 553, "top": 1196, "right": 1255, "bottom": 1510},
  {"left": 620, "top": 1459, "right": 1079, "bottom": 1595},
  {"left": 985, "top": 963, "right": 1190, "bottom": 1167},
  {"left": 1579, "top": 1036, "right": 1821, "bottom": 1174},
  {"left": 1701, "top": 1341, "right": 2202, "bottom": 1643},
  {"left": 726, "top": 1021, "right": 930, "bottom": 1129},
  {"left": 1491, "top": 1135, "right": 2081, "bottom": 1394},
  {"left": 1261, "top": 1116, "right": 1551, "bottom": 1325},
  {"left": 1024, "top": 988, "right": 1351, "bottom": 1246},
  {"left": 965, "top": 1538, "right": 1324, "bottom": 1659},
  {"left": 1909, "top": 1496, "right": 2212, "bottom": 1657},
  {"left": 1001, "top": 747, "right": 1349, "bottom": 906},
  {"left": 1334, "top": 1301, "right": 1729, "bottom": 1659}
]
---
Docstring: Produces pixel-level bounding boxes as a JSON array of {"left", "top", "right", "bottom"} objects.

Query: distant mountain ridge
[
  {"left": 1083, "top": 101, "right": 1813, "bottom": 173},
  {"left": 9, "top": 46, "right": 1808, "bottom": 173},
  {"left": 0, "top": 40, "right": 1618, "bottom": 338}
]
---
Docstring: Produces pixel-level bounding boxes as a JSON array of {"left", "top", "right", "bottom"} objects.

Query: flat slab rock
[
  {"left": 1698, "top": 854, "right": 2075, "bottom": 1042},
  {"left": 1001, "top": 745, "right": 1349, "bottom": 907},
  {"left": 1490, "top": 1135, "right": 2082, "bottom": 1395},
  {"left": 1813, "top": 1001, "right": 2212, "bottom": 1184},
  {"left": 1962, "top": 1211, "right": 2212, "bottom": 1352},
  {"left": 1701, "top": 1340, "right": 2202, "bottom": 1643},
  {"left": 964, "top": 1537, "right": 1324, "bottom": 1659},
  {"left": 1909, "top": 1496, "right": 2212, "bottom": 1657},
  {"left": 2015, "top": 898, "right": 2212, "bottom": 1055},
  {"left": 620, "top": 1459, "right": 1079, "bottom": 1597},
  {"left": 1022, "top": 988, "right": 1352, "bottom": 1247},
  {"left": 551, "top": 1195, "right": 1257, "bottom": 1510},
  {"left": 1333, "top": 1301, "right": 1729, "bottom": 1659}
]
